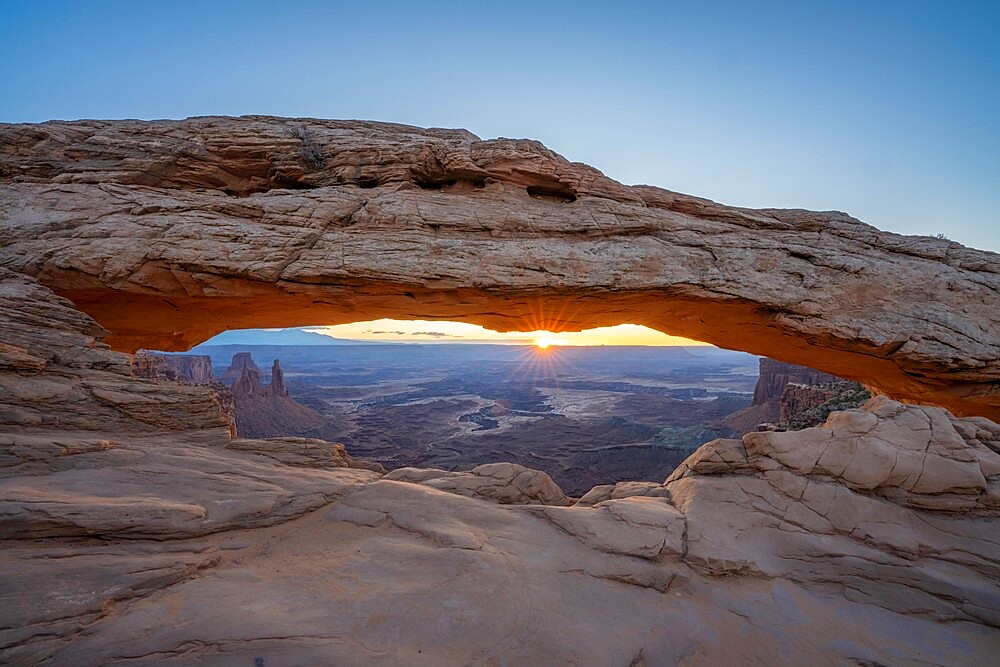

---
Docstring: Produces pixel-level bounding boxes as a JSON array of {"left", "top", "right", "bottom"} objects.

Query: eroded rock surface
[
  {"left": 228, "top": 436, "right": 386, "bottom": 473},
  {"left": 1, "top": 117, "right": 998, "bottom": 418},
  {"left": 384, "top": 462, "right": 570, "bottom": 506},
  {"left": 2, "top": 118, "right": 1000, "bottom": 664},
  {"left": 5, "top": 417, "right": 999, "bottom": 664},
  {"left": 0, "top": 269, "right": 380, "bottom": 544},
  {"left": 0, "top": 268, "right": 234, "bottom": 438}
]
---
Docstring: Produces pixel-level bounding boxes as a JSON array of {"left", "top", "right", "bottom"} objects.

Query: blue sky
[{"left": 2, "top": 0, "right": 998, "bottom": 252}]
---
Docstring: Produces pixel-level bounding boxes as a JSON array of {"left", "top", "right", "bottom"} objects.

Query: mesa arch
[{"left": 0, "top": 116, "right": 997, "bottom": 420}]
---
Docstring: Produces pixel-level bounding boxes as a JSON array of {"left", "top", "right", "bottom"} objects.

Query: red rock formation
[
  {"left": 232, "top": 365, "right": 262, "bottom": 400},
  {"left": 0, "top": 268, "right": 235, "bottom": 438},
  {"left": 779, "top": 383, "right": 841, "bottom": 422},
  {"left": 751, "top": 358, "right": 839, "bottom": 406},
  {"left": 779, "top": 380, "right": 872, "bottom": 429},
  {"left": 220, "top": 352, "right": 260, "bottom": 381},
  {"left": 3, "top": 118, "right": 1000, "bottom": 664},
  {"left": 130, "top": 351, "right": 163, "bottom": 381},
  {"left": 228, "top": 353, "right": 326, "bottom": 438},
  {"left": 0, "top": 118, "right": 997, "bottom": 418},
  {"left": 269, "top": 359, "right": 288, "bottom": 397},
  {"left": 724, "top": 358, "right": 840, "bottom": 432}
]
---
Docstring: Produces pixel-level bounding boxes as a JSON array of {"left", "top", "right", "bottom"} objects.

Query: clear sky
[{"left": 3, "top": 1, "right": 998, "bottom": 345}]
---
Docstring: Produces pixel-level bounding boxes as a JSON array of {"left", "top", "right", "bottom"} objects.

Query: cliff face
[
  {"left": 0, "top": 268, "right": 234, "bottom": 440},
  {"left": 1, "top": 117, "right": 997, "bottom": 418},
  {"left": 779, "top": 380, "right": 872, "bottom": 428},
  {"left": 724, "top": 358, "right": 842, "bottom": 432},
  {"left": 132, "top": 352, "right": 214, "bottom": 384},
  {"left": 751, "top": 358, "right": 839, "bottom": 406},
  {"left": 779, "top": 383, "right": 842, "bottom": 422},
  {"left": 161, "top": 355, "right": 214, "bottom": 383}
]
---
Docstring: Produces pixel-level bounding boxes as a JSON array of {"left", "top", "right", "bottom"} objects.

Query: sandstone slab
[{"left": 384, "top": 461, "right": 570, "bottom": 505}]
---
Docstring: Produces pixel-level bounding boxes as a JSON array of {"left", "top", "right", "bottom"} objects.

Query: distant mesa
[
  {"left": 220, "top": 351, "right": 261, "bottom": 381},
  {"left": 203, "top": 328, "right": 355, "bottom": 346}
]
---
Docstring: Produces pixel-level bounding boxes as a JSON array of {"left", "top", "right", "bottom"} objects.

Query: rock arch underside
[{"left": 1, "top": 117, "right": 999, "bottom": 664}]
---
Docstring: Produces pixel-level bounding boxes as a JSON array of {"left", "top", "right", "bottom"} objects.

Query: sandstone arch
[{"left": 1, "top": 117, "right": 998, "bottom": 419}]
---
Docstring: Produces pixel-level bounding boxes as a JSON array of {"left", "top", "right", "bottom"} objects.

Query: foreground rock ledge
[
  {"left": 1, "top": 264, "right": 999, "bottom": 664},
  {"left": 1, "top": 116, "right": 998, "bottom": 419}
]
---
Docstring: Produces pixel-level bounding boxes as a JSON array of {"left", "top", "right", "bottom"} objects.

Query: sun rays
[
  {"left": 308, "top": 300, "right": 708, "bottom": 346},
  {"left": 532, "top": 334, "right": 566, "bottom": 350}
]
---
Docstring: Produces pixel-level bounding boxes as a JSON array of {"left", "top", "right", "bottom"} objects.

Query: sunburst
[{"left": 533, "top": 335, "right": 563, "bottom": 350}]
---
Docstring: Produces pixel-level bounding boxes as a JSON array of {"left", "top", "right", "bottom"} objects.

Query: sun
[{"left": 533, "top": 336, "right": 561, "bottom": 350}]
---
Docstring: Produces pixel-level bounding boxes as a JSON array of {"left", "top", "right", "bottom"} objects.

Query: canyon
[
  {"left": 1, "top": 117, "right": 999, "bottom": 664},
  {"left": 186, "top": 343, "right": 756, "bottom": 495}
]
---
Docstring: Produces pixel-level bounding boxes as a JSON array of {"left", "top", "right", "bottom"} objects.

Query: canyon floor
[{"left": 192, "top": 343, "right": 757, "bottom": 495}]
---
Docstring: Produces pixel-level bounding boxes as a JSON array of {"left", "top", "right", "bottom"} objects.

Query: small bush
[{"left": 290, "top": 125, "right": 326, "bottom": 169}]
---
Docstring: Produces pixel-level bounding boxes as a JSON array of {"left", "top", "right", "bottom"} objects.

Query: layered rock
[
  {"left": 752, "top": 358, "right": 839, "bottom": 406},
  {"left": 737, "top": 396, "right": 1000, "bottom": 514},
  {"left": 0, "top": 268, "right": 234, "bottom": 440},
  {"left": 228, "top": 436, "right": 386, "bottom": 473},
  {"left": 779, "top": 379, "right": 871, "bottom": 428},
  {"left": 0, "top": 272, "right": 380, "bottom": 549},
  {"left": 132, "top": 351, "right": 215, "bottom": 384},
  {"left": 724, "top": 357, "right": 842, "bottom": 431},
  {"left": 161, "top": 354, "right": 215, "bottom": 384},
  {"left": 575, "top": 480, "right": 672, "bottom": 506},
  {"left": 0, "top": 117, "right": 998, "bottom": 418}
]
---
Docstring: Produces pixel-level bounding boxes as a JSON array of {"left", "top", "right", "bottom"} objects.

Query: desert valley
[{"left": 148, "top": 340, "right": 872, "bottom": 497}]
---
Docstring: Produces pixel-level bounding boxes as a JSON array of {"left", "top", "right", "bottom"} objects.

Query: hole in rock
[
  {"left": 268, "top": 178, "right": 319, "bottom": 192},
  {"left": 139, "top": 319, "right": 867, "bottom": 498},
  {"left": 415, "top": 177, "right": 487, "bottom": 191},
  {"left": 356, "top": 177, "right": 379, "bottom": 189},
  {"left": 526, "top": 184, "right": 577, "bottom": 203}
]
